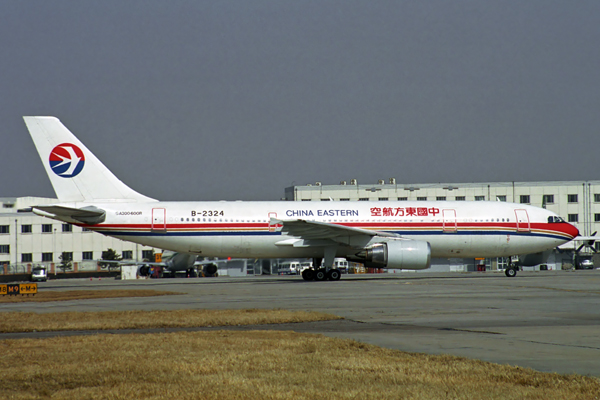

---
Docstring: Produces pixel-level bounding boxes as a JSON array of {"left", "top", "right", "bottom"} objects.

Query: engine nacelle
[
  {"left": 202, "top": 263, "right": 218, "bottom": 276},
  {"left": 353, "top": 240, "right": 431, "bottom": 270}
]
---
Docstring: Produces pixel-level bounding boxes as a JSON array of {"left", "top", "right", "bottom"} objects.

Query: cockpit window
[{"left": 548, "top": 216, "right": 565, "bottom": 223}]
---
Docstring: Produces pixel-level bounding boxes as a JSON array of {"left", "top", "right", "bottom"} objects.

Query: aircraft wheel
[
  {"left": 505, "top": 267, "right": 517, "bottom": 278},
  {"left": 302, "top": 269, "right": 315, "bottom": 281},
  {"left": 327, "top": 269, "right": 341, "bottom": 281},
  {"left": 315, "top": 268, "right": 327, "bottom": 281}
]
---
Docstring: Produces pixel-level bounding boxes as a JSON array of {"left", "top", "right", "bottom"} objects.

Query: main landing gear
[
  {"left": 301, "top": 258, "right": 342, "bottom": 281},
  {"left": 504, "top": 266, "right": 518, "bottom": 277}
]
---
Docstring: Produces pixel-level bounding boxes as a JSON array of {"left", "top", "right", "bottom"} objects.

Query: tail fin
[{"left": 24, "top": 116, "right": 156, "bottom": 203}]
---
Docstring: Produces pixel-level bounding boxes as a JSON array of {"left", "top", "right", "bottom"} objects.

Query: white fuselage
[{"left": 70, "top": 200, "right": 578, "bottom": 260}]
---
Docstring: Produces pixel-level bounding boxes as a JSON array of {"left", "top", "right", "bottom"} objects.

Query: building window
[
  {"left": 475, "top": 196, "right": 485, "bottom": 201},
  {"left": 82, "top": 227, "right": 92, "bottom": 232},
  {"left": 301, "top": 199, "right": 311, "bottom": 201},
  {"left": 21, "top": 225, "right": 32, "bottom": 234},
  {"left": 595, "top": 214, "right": 600, "bottom": 222},
  {"left": 595, "top": 194, "right": 600, "bottom": 203},
  {"left": 82, "top": 251, "right": 93, "bottom": 260},
  {"left": 21, "top": 253, "right": 32, "bottom": 262},
  {"left": 320, "top": 198, "right": 330, "bottom": 201},
  {"left": 497, "top": 257, "right": 509, "bottom": 270},
  {"left": 568, "top": 214, "right": 579, "bottom": 223},
  {"left": 122, "top": 251, "right": 133, "bottom": 260},
  {"left": 398, "top": 197, "right": 408, "bottom": 201},
  {"left": 62, "top": 224, "right": 72, "bottom": 232},
  {"left": 520, "top": 195, "right": 530, "bottom": 204},
  {"left": 142, "top": 250, "right": 154, "bottom": 261},
  {"left": 455, "top": 196, "right": 465, "bottom": 201},
  {"left": 378, "top": 198, "right": 388, "bottom": 201},
  {"left": 542, "top": 195, "right": 554, "bottom": 204},
  {"left": 496, "top": 195, "right": 507, "bottom": 202},
  {"left": 0, "top": 225, "right": 9, "bottom": 234},
  {"left": 436, "top": 197, "right": 446, "bottom": 201},
  {"left": 359, "top": 198, "right": 369, "bottom": 201},
  {"left": 42, "top": 224, "right": 52, "bottom": 233},
  {"left": 568, "top": 194, "right": 578, "bottom": 203},
  {"left": 340, "top": 198, "right": 350, "bottom": 201},
  {"left": 417, "top": 197, "right": 427, "bottom": 201},
  {"left": 42, "top": 253, "right": 53, "bottom": 262},
  {"left": 0, "top": 245, "right": 9, "bottom": 254}
]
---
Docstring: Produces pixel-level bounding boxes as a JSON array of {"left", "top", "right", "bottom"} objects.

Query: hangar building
[
  {"left": 0, "top": 197, "right": 157, "bottom": 275},
  {"left": 2, "top": 178, "right": 598, "bottom": 276}
]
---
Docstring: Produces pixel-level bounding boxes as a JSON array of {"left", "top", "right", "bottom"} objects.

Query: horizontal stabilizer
[{"left": 33, "top": 205, "right": 106, "bottom": 225}]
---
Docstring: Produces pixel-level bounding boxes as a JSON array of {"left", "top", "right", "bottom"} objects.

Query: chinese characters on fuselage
[{"left": 370, "top": 207, "right": 440, "bottom": 217}]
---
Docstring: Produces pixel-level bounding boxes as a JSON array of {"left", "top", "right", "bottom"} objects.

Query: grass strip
[
  {"left": 0, "top": 330, "right": 598, "bottom": 399},
  {"left": 0, "top": 289, "right": 181, "bottom": 303},
  {"left": 0, "top": 309, "right": 342, "bottom": 333}
]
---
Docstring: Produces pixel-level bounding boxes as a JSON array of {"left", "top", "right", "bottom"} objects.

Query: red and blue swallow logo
[{"left": 49, "top": 143, "right": 85, "bottom": 177}]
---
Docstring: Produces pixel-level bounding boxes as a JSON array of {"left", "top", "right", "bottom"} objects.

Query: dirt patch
[
  {"left": 0, "top": 289, "right": 180, "bottom": 303},
  {"left": 0, "top": 309, "right": 342, "bottom": 333}
]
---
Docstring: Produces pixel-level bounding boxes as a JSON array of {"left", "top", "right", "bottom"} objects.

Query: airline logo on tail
[{"left": 49, "top": 143, "right": 85, "bottom": 177}]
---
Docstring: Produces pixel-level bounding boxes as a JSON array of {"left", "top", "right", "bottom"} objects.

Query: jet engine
[
  {"left": 202, "top": 263, "right": 218, "bottom": 276},
  {"left": 350, "top": 240, "right": 431, "bottom": 270}
]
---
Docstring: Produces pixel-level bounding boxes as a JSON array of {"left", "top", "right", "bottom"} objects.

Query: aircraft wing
[
  {"left": 194, "top": 258, "right": 244, "bottom": 265},
  {"left": 274, "top": 218, "right": 400, "bottom": 241},
  {"left": 571, "top": 236, "right": 598, "bottom": 242}
]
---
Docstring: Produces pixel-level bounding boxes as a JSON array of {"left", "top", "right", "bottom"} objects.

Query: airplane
[
  {"left": 99, "top": 251, "right": 221, "bottom": 277},
  {"left": 23, "top": 116, "right": 580, "bottom": 280}
]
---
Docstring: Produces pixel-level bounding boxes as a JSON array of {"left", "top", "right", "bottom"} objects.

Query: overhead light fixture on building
[
  {"left": 366, "top": 187, "right": 382, "bottom": 192},
  {"left": 443, "top": 186, "right": 459, "bottom": 191},
  {"left": 404, "top": 187, "right": 420, "bottom": 191}
]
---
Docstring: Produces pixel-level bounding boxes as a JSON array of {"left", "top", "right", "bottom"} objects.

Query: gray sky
[{"left": 1, "top": 1, "right": 599, "bottom": 201}]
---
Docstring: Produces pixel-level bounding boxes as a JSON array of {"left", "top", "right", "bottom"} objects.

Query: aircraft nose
[{"left": 566, "top": 223, "right": 580, "bottom": 239}]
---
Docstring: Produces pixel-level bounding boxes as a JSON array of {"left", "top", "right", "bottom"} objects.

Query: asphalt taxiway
[{"left": 2, "top": 270, "right": 599, "bottom": 376}]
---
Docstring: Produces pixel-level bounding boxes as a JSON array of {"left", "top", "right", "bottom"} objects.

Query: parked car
[
  {"left": 578, "top": 258, "right": 594, "bottom": 269},
  {"left": 30, "top": 267, "right": 47, "bottom": 282}
]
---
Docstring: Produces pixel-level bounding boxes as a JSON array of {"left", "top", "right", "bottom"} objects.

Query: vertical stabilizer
[{"left": 24, "top": 116, "right": 156, "bottom": 203}]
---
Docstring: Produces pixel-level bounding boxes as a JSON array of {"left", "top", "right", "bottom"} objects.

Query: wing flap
[{"left": 273, "top": 218, "right": 400, "bottom": 241}]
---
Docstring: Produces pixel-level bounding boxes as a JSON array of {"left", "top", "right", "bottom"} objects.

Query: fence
[{"left": 1, "top": 261, "right": 110, "bottom": 275}]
